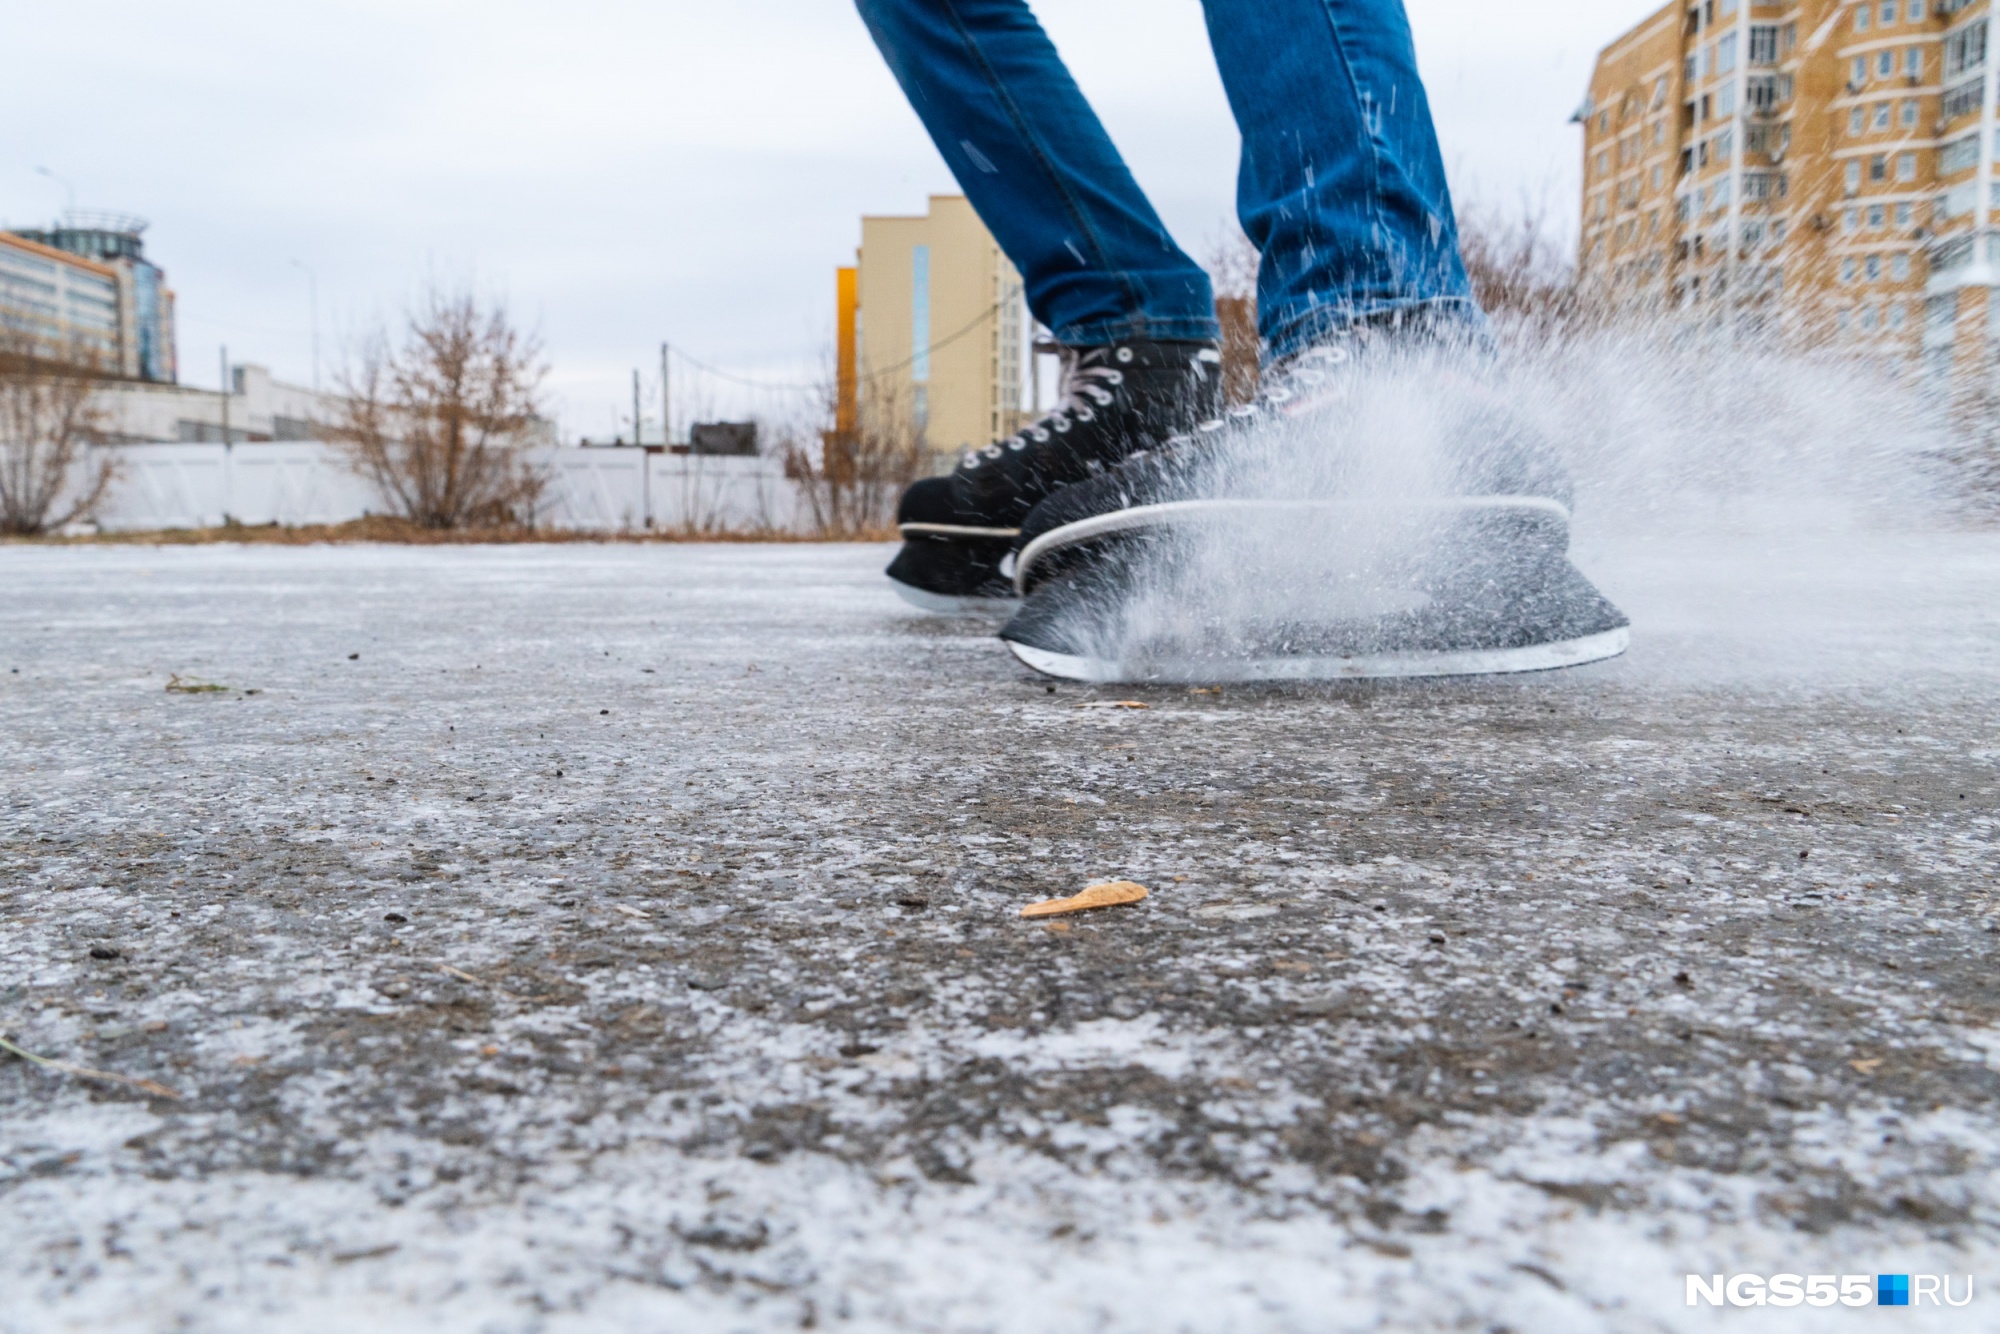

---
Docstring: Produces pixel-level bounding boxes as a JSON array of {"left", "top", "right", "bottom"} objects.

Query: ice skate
[
  {"left": 997, "top": 334, "right": 1630, "bottom": 682},
  {"left": 886, "top": 339, "right": 1220, "bottom": 613}
]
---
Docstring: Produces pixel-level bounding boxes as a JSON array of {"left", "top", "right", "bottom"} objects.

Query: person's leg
[
  {"left": 855, "top": 0, "right": 1216, "bottom": 346},
  {"left": 1198, "top": 0, "right": 1481, "bottom": 359}
]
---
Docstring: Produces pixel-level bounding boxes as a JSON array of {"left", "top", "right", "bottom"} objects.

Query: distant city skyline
[{"left": 0, "top": 0, "right": 1661, "bottom": 439}]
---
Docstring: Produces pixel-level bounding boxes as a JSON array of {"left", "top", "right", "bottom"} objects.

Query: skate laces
[{"left": 958, "top": 346, "right": 1127, "bottom": 473}]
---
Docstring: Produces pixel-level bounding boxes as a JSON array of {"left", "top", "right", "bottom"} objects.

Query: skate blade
[
  {"left": 888, "top": 580, "right": 1020, "bottom": 616},
  {"left": 1007, "top": 625, "right": 1629, "bottom": 684},
  {"left": 1015, "top": 496, "right": 1570, "bottom": 595}
]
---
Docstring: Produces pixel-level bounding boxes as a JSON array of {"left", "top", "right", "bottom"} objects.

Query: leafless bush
[
  {"left": 1207, "top": 230, "right": 1261, "bottom": 405},
  {"left": 780, "top": 375, "right": 925, "bottom": 538},
  {"left": 0, "top": 335, "right": 115, "bottom": 535},
  {"left": 331, "top": 288, "right": 549, "bottom": 528},
  {"left": 1455, "top": 201, "right": 1591, "bottom": 341}
]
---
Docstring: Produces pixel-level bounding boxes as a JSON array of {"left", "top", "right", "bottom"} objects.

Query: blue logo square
[{"left": 1878, "top": 1274, "right": 1910, "bottom": 1306}]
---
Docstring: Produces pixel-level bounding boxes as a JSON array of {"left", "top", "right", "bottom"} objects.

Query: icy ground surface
[{"left": 2, "top": 534, "right": 1998, "bottom": 1333}]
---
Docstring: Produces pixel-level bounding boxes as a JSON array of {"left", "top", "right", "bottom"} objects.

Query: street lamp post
[{"left": 34, "top": 166, "right": 75, "bottom": 219}]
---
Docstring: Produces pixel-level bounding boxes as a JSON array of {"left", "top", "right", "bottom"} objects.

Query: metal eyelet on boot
[
  {"left": 1115, "top": 347, "right": 1134, "bottom": 363},
  {"left": 1052, "top": 417, "right": 1072, "bottom": 433},
  {"left": 982, "top": 445, "right": 1002, "bottom": 459}
]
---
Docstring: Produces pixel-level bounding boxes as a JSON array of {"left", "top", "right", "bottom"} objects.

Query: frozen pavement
[{"left": 3, "top": 532, "right": 1999, "bottom": 1332}]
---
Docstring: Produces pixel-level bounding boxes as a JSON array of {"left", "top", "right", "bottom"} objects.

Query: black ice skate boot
[
  {"left": 997, "top": 317, "right": 1629, "bottom": 682},
  {"left": 884, "top": 339, "right": 1222, "bottom": 613}
]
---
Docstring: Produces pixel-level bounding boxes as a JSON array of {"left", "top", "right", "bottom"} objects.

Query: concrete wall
[{"left": 78, "top": 442, "right": 812, "bottom": 534}]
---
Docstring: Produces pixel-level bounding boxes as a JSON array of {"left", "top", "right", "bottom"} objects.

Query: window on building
[
  {"left": 1942, "top": 133, "right": 1980, "bottom": 171},
  {"left": 1946, "top": 20, "right": 1989, "bottom": 78},
  {"left": 1874, "top": 101, "right": 1892, "bottom": 129},
  {"left": 1867, "top": 254, "right": 1883, "bottom": 280},
  {"left": 1879, "top": 50, "right": 1896, "bottom": 77},
  {"left": 1883, "top": 0, "right": 1898, "bottom": 21},
  {"left": 1685, "top": 55, "right": 1697, "bottom": 85},
  {"left": 1850, "top": 106, "right": 1867, "bottom": 135},
  {"left": 1902, "top": 99, "right": 1920, "bottom": 127},
  {"left": 1862, "top": 305, "right": 1881, "bottom": 331},
  {"left": 1869, "top": 204, "right": 1887, "bottom": 227},
  {"left": 1907, "top": 47, "right": 1923, "bottom": 78},
  {"left": 1944, "top": 79, "right": 1986, "bottom": 118},
  {"left": 1716, "top": 127, "right": 1733, "bottom": 157},
  {"left": 1773, "top": 219, "right": 1788, "bottom": 243},
  {"left": 1597, "top": 151, "right": 1609, "bottom": 177},
  {"left": 1847, "top": 160, "right": 1864, "bottom": 192},
  {"left": 1898, "top": 151, "right": 1918, "bottom": 180},
  {"left": 1910, "top": 0, "right": 1924, "bottom": 17},
  {"left": 1890, "top": 303, "right": 1907, "bottom": 330},
  {"left": 1842, "top": 256, "right": 1859, "bottom": 282},
  {"left": 1750, "top": 24, "right": 1779, "bottom": 64},
  {"left": 1745, "top": 220, "right": 1765, "bottom": 246},
  {"left": 1854, "top": 55, "right": 1868, "bottom": 85},
  {"left": 1748, "top": 125, "right": 1769, "bottom": 153},
  {"left": 1896, "top": 201, "right": 1914, "bottom": 226},
  {"left": 1599, "top": 110, "right": 1611, "bottom": 134},
  {"left": 1652, "top": 164, "right": 1665, "bottom": 190},
  {"left": 1871, "top": 153, "right": 1888, "bottom": 180},
  {"left": 1845, "top": 207, "right": 1861, "bottom": 232},
  {"left": 1653, "top": 121, "right": 1666, "bottom": 146},
  {"left": 1856, "top": 3, "right": 1871, "bottom": 30},
  {"left": 1892, "top": 253, "right": 1912, "bottom": 279},
  {"left": 1719, "top": 32, "right": 1738, "bottom": 72}
]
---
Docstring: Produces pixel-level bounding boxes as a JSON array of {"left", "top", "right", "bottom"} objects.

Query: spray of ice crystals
[{"left": 1064, "top": 321, "right": 1990, "bottom": 686}]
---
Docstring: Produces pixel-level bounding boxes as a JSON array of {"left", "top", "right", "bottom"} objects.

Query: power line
[{"left": 666, "top": 298, "right": 1007, "bottom": 395}]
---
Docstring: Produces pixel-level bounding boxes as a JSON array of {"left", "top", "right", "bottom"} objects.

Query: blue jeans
[{"left": 854, "top": 0, "right": 1481, "bottom": 360}]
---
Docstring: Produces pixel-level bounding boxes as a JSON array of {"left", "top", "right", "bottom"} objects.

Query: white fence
[{"left": 82, "top": 442, "right": 814, "bottom": 534}]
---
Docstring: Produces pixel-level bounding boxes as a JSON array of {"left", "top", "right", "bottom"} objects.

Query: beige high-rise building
[
  {"left": 1581, "top": 0, "right": 1996, "bottom": 370},
  {"left": 852, "top": 195, "right": 1024, "bottom": 465}
]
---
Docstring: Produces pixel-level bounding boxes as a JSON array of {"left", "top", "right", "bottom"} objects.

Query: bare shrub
[
  {"left": 781, "top": 374, "right": 925, "bottom": 538},
  {"left": 0, "top": 336, "right": 115, "bottom": 535},
  {"left": 1207, "top": 230, "right": 1261, "bottom": 405},
  {"left": 331, "top": 289, "right": 549, "bottom": 529},
  {"left": 1454, "top": 200, "right": 1589, "bottom": 340}
]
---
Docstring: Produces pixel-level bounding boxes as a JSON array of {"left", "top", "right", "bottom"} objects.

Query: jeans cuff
[
  {"left": 1052, "top": 315, "right": 1222, "bottom": 347},
  {"left": 1263, "top": 297, "right": 1487, "bottom": 362}
]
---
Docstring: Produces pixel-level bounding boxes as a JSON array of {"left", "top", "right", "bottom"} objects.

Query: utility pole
[
  {"left": 632, "top": 369, "right": 642, "bottom": 447},
  {"left": 219, "top": 346, "right": 231, "bottom": 444},
  {"left": 660, "top": 343, "right": 671, "bottom": 448}
]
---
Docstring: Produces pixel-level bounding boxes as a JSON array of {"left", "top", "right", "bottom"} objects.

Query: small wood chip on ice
[{"left": 1020, "top": 880, "right": 1149, "bottom": 918}]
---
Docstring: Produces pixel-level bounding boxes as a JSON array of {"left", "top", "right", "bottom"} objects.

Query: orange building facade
[{"left": 1581, "top": 0, "right": 1997, "bottom": 370}]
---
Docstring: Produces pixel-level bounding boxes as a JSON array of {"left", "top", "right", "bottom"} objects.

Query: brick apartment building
[{"left": 1582, "top": 0, "right": 1996, "bottom": 372}]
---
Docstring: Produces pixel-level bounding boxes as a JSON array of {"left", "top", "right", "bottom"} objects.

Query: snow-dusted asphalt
[{"left": 3, "top": 533, "right": 1998, "bottom": 1332}]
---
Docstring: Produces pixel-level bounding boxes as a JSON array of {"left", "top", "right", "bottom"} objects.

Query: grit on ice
[{"left": 3, "top": 526, "right": 1998, "bottom": 1332}]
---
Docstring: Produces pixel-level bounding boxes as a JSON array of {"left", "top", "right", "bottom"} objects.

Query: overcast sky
[{"left": 0, "top": 1, "right": 1661, "bottom": 439}]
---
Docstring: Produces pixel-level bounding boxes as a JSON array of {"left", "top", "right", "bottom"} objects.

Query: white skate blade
[
  {"left": 1015, "top": 496, "right": 1570, "bottom": 595},
  {"left": 1007, "top": 625, "right": 1629, "bottom": 684},
  {"left": 889, "top": 580, "right": 1020, "bottom": 616}
]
